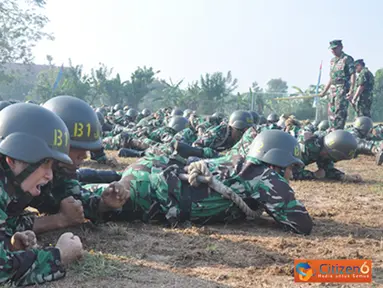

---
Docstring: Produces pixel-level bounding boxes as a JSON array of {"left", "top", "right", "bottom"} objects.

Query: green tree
[
  {"left": 0, "top": 0, "right": 53, "bottom": 64},
  {"left": 128, "top": 66, "right": 157, "bottom": 108},
  {"left": 264, "top": 78, "right": 288, "bottom": 116},
  {"left": 266, "top": 78, "right": 288, "bottom": 95},
  {"left": 199, "top": 71, "right": 238, "bottom": 114}
]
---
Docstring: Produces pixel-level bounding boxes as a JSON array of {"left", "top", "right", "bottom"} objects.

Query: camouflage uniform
[
  {"left": 103, "top": 133, "right": 123, "bottom": 150},
  {"left": 0, "top": 166, "right": 65, "bottom": 286},
  {"left": 372, "top": 124, "right": 383, "bottom": 140},
  {"left": 346, "top": 126, "right": 383, "bottom": 156},
  {"left": 29, "top": 164, "right": 104, "bottom": 223},
  {"left": 293, "top": 134, "right": 344, "bottom": 180},
  {"left": 355, "top": 67, "right": 374, "bottom": 117},
  {"left": 86, "top": 154, "right": 312, "bottom": 235},
  {"left": 172, "top": 127, "right": 198, "bottom": 146},
  {"left": 328, "top": 52, "right": 355, "bottom": 129},
  {"left": 193, "top": 124, "right": 235, "bottom": 151}
]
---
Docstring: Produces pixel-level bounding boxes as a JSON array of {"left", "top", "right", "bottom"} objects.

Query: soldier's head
[
  {"left": 0, "top": 103, "right": 72, "bottom": 197},
  {"left": 246, "top": 130, "right": 303, "bottom": 181},
  {"left": 318, "top": 120, "right": 330, "bottom": 131},
  {"left": 354, "top": 116, "right": 373, "bottom": 137},
  {"left": 43, "top": 95, "right": 102, "bottom": 169},
  {"left": 126, "top": 108, "right": 138, "bottom": 122},
  {"left": 229, "top": 110, "right": 254, "bottom": 141},
  {"left": 167, "top": 116, "right": 189, "bottom": 133},
  {"left": 267, "top": 113, "right": 279, "bottom": 124},
  {"left": 321, "top": 130, "right": 357, "bottom": 161},
  {"left": 329, "top": 39, "right": 343, "bottom": 57},
  {"left": 354, "top": 59, "right": 365, "bottom": 73}
]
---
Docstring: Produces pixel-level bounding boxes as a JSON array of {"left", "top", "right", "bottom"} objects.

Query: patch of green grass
[{"left": 68, "top": 251, "right": 132, "bottom": 279}]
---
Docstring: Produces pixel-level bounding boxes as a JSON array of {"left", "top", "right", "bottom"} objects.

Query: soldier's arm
[
  {"left": 0, "top": 241, "right": 65, "bottom": 286},
  {"left": 292, "top": 166, "right": 316, "bottom": 180},
  {"left": 0, "top": 198, "right": 65, "bottom": 285},
  {"left": 317, "top": 159, "right": 344, "bottom": 180},
  {"left": 353, "top": 73, "right": 366, "bottom": 101},
  {"left": 193, "top": 126, "right": 222, "bottom": 149},
  {"left": 256, "top": 172, "right": 313, "bottom": 235},
  {"left": 348, "top": 56, "right": 356, "bottom": 93},
  {"left": 321, "top": 79, "right": 332, "bottom": 96}
]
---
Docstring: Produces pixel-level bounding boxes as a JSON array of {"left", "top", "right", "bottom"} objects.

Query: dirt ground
[{"left": 39, "top": 152, "right": 382, "bottom": 288}]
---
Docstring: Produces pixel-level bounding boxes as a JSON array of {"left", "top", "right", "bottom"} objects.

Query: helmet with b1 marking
[
  {"left": 43, "top": 95, "right": 102, "bottom": 151},
  {"left": 0, "top": 103, "right": 72, "bottom": 184}
]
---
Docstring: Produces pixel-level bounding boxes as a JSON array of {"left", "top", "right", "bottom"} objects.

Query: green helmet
[
  {"left": 318, "top": 120, "right": 330, "bottom": 131},
  {"left": 247, "top": 130, "right": 303, "bottom": 168},
  {"left": 249, "top": 111, "right": 259, "bottom": 125},
  {"left": 126, "top": 108, "right": 138, "bottom": 119},
  {"left": 183, "top": 109, "right": 193, "bottom": 118},
  {"left": 25, "top": 100, "right": 38, "bottom": 104},
  {"left": 96, "top": 111, "right": 105, "bottom": 126},
  {"left": 0, "top": 101, "right": 11, "bottom": 111},
  {"left": 323, "top": 130, "right": 357, "bottom": 161},
  {"left": 354, "top": 116, "right": 373, "bottom": 137},
  {"left": 167, "top": 116, "right": 189, "bottom": 132},
  {"left": 114, "top": 110, "right": 124, "bottom": 119},
  {"left": 141, "top": 108, "right": 151, "bottom": 117},
  {"left": 113, "top": 103, "right": 123, "bottom": 112},
  {"left": 258, "top": 115, "right": 267, "bottom": 125},
  {"left": 0, "top": 103, "right": 72, "bottom": 184},
  {"left": 267, "top": 113, "right": 279, "bottom": 123},
  {"left": 228, "top": 110, "right": 254, "bottom": 130},
  {"left": 43, "top": 95, "right": 102, "bottom": 151},
  {"left": 171, "top": 108, "right": 183, "bottom": 116},
  {"left": 212, "top": 112, "right": 225, "bottom": 122},
  {"left": 95, "top": 107, "right": 106, "bottom": 116}
]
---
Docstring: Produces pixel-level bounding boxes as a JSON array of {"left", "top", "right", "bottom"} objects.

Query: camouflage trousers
[
  {"left": 328, "top": 84, "right": 349, "bottom": 130},
  {"left": 354, "top": 93, "right": 372, "bottom": 118}
]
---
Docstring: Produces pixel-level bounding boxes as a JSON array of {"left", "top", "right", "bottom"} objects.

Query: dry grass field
[{"left": 39, "top": 152, "right": 382, "bottom": 288}]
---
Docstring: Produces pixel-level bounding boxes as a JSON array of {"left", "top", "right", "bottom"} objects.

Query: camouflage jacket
[
  {"left": 330, "top": 52, "right": 355, "bottom": 85},
  {"left": 356, "top": 67, "right": 374, "bottom": 93},
  {"left": 193, "top": 124, "right": 235, "bottom": 151},
  {"left": 0, "top": 164, "right": 65, "bottom": 286},
  {"left": 172, "top": 127, "right": 198, "bottom": 146},
  {"left": 293, "top": 134, "right": 344, "bottom": 180},
  {"left": 29, "top": 164, "right": 103, "bottom": 223},
  {"left": 93, "top": 154, "right": 312, "bottom": 234},
  {"left": 146, "top": 127, "right": 176, "bottom": 143},
  {"left": 226, "top": 126, "right": 258, "bottom": 158}
]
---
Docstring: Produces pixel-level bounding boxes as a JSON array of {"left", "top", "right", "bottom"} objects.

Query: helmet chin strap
[{"left": 2, "top": 157, "right": 45, "bottom": 186}]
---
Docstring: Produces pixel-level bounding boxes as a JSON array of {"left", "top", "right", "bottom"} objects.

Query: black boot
[
  {"left": 77, "top": 168, "right": 121, "bottom": 184},
  {"left": 118, "top": 148, "right": 145, "bottom": 158},
  {"left": 174, "top": 141, "right": 204, "bottom": 158}
]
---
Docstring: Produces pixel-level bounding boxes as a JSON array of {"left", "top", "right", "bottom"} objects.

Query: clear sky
[{"left": 33, "top": 0, "right": 383, "bottom": 92}]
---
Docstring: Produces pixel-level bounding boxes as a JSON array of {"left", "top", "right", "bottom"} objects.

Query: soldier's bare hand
[
  {"left": 59, "top": 196, "right": 85, "bottom": 227},
  {"left": 56, "top": 232, "right": 83, "bottom": 265},
  {"left": 106, "top": 157, "right": 119, "bottom": 167},
  {"left": 101, "top": 181, "right": 129, "bottom": 210},
  {"left": 314, "top": 168, "right": 325, "bottom": 179},
  {"left": 341, "top": 173, "right": 362, "bottom": 183},
  {"left": 11, "top": 230, "right": 38, "bottom": 251}
]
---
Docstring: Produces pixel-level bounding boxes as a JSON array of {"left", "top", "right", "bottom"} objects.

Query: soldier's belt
[{"left": 331, "top": 79, "right": 346, "bottom": 85}]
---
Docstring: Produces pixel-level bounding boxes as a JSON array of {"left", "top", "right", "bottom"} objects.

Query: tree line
[{"left": 1, "top": 0, "right": 383, "bottom": 121}]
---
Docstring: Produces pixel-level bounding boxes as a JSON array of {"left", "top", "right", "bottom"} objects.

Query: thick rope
[{"left": 181, "top": 161, "right": 262, "bottom": 218}]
